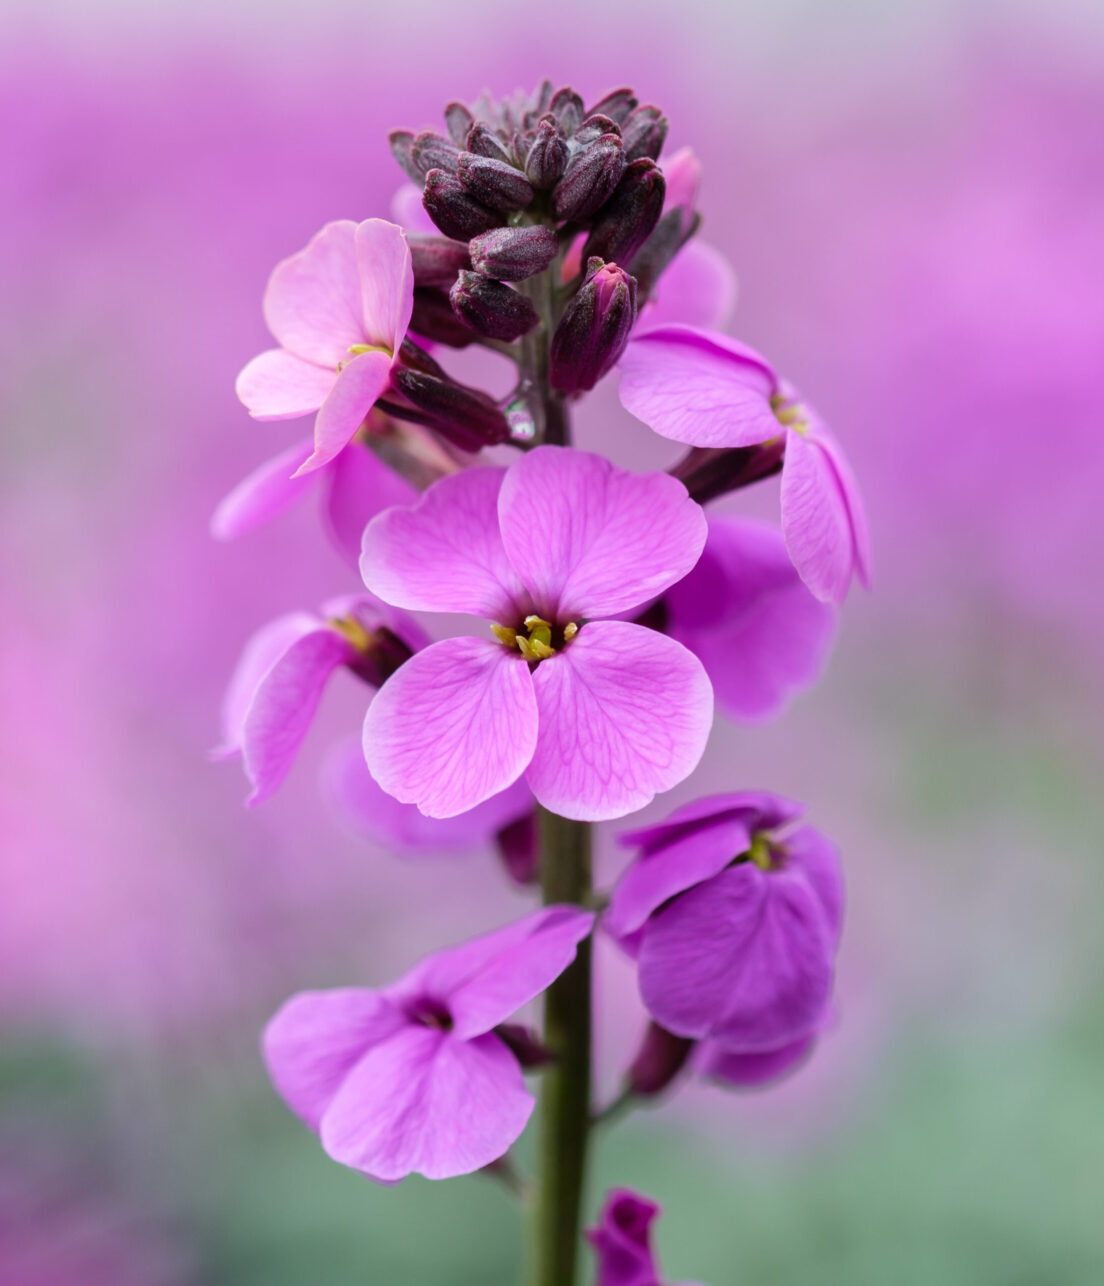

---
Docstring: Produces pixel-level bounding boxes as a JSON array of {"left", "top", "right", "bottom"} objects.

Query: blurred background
[{"left": 3, "top": 0, "right": 1103, "bottom": 1281}]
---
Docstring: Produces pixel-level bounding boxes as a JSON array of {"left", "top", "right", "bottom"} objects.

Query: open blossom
[
  {"left": 617, "top": 326, "right": 871, "bottom": 605},
  {"left": 216, "top": 593, "right": 427, "bottom": 804},
  {"left": 236, "top": 219, "right": 413, "bottom": 475},
  {"left": 263, "top": 906, "right": 594, "bottom": 1182},
  {"left": 607, "top": 793, "right": 843, "bottom": 1057},
  {"left": 360, "top": 446, "right": 712, "bottom": 821},
  {"left": 661, "top": 516, "right": 837, "bottom": 723},
  {"left": 588, "top": 1189, "right": 706, "bottom": 1286}
]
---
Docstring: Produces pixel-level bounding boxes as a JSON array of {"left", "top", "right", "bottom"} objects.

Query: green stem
[{"left": 528, "top": 806, "right": 593, "bottom": 1286}]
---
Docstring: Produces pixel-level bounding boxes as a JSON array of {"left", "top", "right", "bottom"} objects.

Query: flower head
[
  {"left": 236, "top": 219, "right": 413, "bottom": 475},
  {"left": 360, "top": 446, "right": 712, "bottom": 821},
  {"left": 263, "top": 905, "right": 593, "bottom": 1182}
]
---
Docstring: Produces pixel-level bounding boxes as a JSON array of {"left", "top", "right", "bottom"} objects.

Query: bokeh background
[{"left": 3, "top": 0, "right": 1103, "bottom": 1281}]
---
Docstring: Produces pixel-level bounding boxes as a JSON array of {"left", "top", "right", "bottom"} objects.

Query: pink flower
[
  {"left": 617, "top": 325, "right": 871, "bottom": 605},
  {"left": 360, "top": 447, "right": 712, "bottom": 821},
  {"left": 588, "top": 1188, "right": 706, "bottom": 1286},
  {"left": 263, "top": 905, "right": 594, "bottom": 1182},
  {"left": 235, "top": 219, "right": 413, "bottom": 475}
]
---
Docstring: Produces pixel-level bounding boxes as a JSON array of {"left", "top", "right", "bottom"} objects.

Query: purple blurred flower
[
  {"left": 263, "top": 905, "right": 594, "bottom": 1182},
  {"left": 360, "top": 446, "right": 712, "bottom": 821},
  {"left": 618, "top": 327, "right": 871, "bottom": 604},
  {"left": 607, "top": 792, "right": 843, "bottom": 1056},
  {"left": 662, "top": 516, "right": 836, "bottom": 723},
  {"left": 587, "top": 1188, "right": 705, "bottom": 1286},
  {"left": 216, "top": 592, "right": 428, "bottom": 804},
  {"left": 236, "top": 219, "right": 413, "bottom": 474}
]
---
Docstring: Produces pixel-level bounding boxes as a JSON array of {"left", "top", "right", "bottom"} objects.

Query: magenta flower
[
  {"left": 263, "top": 905, "right": 594, "bottom": 1182},
  {"left": 588, "top": 1188, "right": 705, "bottom": 1286},
  {"left": 617, "top": 325, "right": 871, "bottom": 605},
  {"left": 216, "top": 592, "right": 427, "bottom": 805},
  {"left": 697, "top": 1028, "right": 819, "bottom": 1089},
  {"left": 360, "top": 446, "right": 712, "bottom": 821},
  {"left": 662, "top": 516, "right": 837, "bottom": 723},
  {"left": 607, "top": 792, "right": 843, "bottom": 1055},
  {"left": 235, "top": 218, "right": 413, "bottom": 475}
]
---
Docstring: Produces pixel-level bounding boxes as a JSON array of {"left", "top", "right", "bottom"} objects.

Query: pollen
[{"left": 491, "top": 615, "right": 579, "bottom": 660}]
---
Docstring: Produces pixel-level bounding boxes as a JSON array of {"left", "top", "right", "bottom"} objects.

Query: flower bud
[
  {"left": 422, "top": 169, "right": 502, "bottom": 240},
  {"left": 450, "top": 270, "right": 539, "bottom": 342},
  {"left": 551, "top": 133, "right": 624, "bottom": 221},
  {"left": 525, "top": 117, "right": 569, "bottom": 190},
  {"left": 457, "top": 152, "right": 534, "bottom": 213},
  {"left": 389, "top": 367, "right": 510, "bottom": 450},
  {"left": 409, "top": 286, "right": 479, "bottom": 348},
  {"left": 412, "top": 130, "right": 460, "bottom": 177},
  {"left": 389, "top": 130, "right": 422, "bottom": 184},
  {"left": 495, "top": 811, "right": 537, "bottom": 885},
  {"left": 408, "top": 234, "right": 471, "bottom": 288},
  {"left": 581, "top": 158, "right": 666, "bottom": 266},
  {"left": 670, "top": 441, "right": 786, "bottom": 505},
  {"left": 494, "top": 1023, "right": 552, "bottom": 1068},
  {"left": 443, "top": 100, "right": 474, "bottom": 145},
  {"left": 548, "top": 86, "right": 584, "bottom": 135},
  {"left": 621, "top": 104, "right": 668, "bottom": 162},
  {"left": 550, "top": 258, "right": 637, "bottom": 393},
  {"left": 573, "top": 114, "right": 620, "bottom": 149},
  {"left": 465, "top": 122, "right": 512, "bottom": 164},
  {"left": 624, "top": 206, "right": 700, "bottom": 298},
  {"left": 586, "top": 86, "right": 638, "bottom": 125},
  {"left": 469, "top": 225, "right": 559, "bottom": 282},
  {"left": 626, "top": 1022, "right": 694, "bottom": 1097}
]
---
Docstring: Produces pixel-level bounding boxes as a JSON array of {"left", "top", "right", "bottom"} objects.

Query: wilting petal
[
  {"left": 235, "top": 349, "right": 335, "bottom": 420},
  {"left": 242, "top": 626, "right": 355, "bottom": 804},
  {"left": 527, "top": 623, "right": 712, "bottom": 821},
  {"left": 638, "top": 240, "right": 737, "bottom": 333},
  {"left": 638, "top": 863, "right": 833, "bottom": 1050},
  {"left": 355, "top": 219, "right": 414, "bottom": 352},
  {"left": 320, "top": 1027, "right": 532, "bottom": 1181},
  {"left": 210, "top": 438, "right": 318, "bottom": 541},
  {"left": 498, "top": 448, "right": 707, "bottom": 620},
  {"left": 262, "top": 989, "right": 404, "bottom": 1131},
  {"left": 587, "top": 1188, "right": 662, "bottom": 1286},
  {"left": 323, "top": 737, "right": 531, "bottom": 854},
  {"left": 698, "top": 1031, "right": 817, "bottom": 1088},
  {"left": 322, "top": 440, "right": 417, "bottom": 568},
  {"left": 298, "top": 349, "right": 394, "bottom": 475},
  {"left": 363, "top": 637, "right": 537, "bottom": 818},
  {"left": 618, "top": 325, "right": 779, "bottom": 448},
  {"left": 264, "top": 219, "right": 364, "bottom": 366},
  {"left": 362, "top": 468, "right": 525, "bottom": 618},
  {"left": 667, "top": 518, "right": 837, "bottom": 722}
]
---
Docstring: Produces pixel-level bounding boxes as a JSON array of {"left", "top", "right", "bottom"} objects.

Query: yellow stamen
[
  {"left": 770, "top": 392, "right": 810, "bottom": 435},
  {"left": 329, "top": 614, "right": 374, "bottom": 653},
  {"left": 563, "top": 622, "right": 578, "bottom": 641},
  {"left": 491, "top": 615, "right": 580, "bottom": 659},
  {"left": 748, "top": 832, "right": 774, "bottom": 871},
  {"left": 490, "top": 623, "right": 518, "bottom": 648}
]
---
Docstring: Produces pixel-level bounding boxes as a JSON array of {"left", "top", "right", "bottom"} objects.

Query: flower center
[
  {"left": 770, "top": 391, "right": 810, "bottom": 435},
  {"left": 336, "top": 342, "right": 392, "bottom": 371},
  {"left": 491, "top": 614, "right": 578, "bottom": 661},
  {"left": 405, "top": 996, "right": 454, "bottom": 1031},
  {"left": 747, "top": 831, "right": 780, "bottom": 871}
]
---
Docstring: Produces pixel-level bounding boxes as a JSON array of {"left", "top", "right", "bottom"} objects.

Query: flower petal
[
  {"left": 617, "top": 791, "right": 804, "bottom": 854},
  {"left": 262, "top": 988, "right": 404, "bottom": 1131},
  {"left": 587, "top": 1188, "right": 663, "bottom": 1286},
  {"left": 784, "top": 824, "right": 845, "bottom": 947},
  {"left": 235, "top": 349, "right": 335, "bottom": 420},
  {"left": 363, "top": 637, "right": 537, "bottom": 818},
  {"left": 297, "top": 349, "right": 394, "bottom": 475},
  {"left": 390, "top": 182, "right": 438, "bottom": 235},
  {"left": 321, "top": 440, "right": 417, "bottom": 568},
  {"left": 618, "top": 324, "right": 779, "bottom": 448},
  {"left": 498, "top": 447, "right": 707, "bottom": 620},
  {"left": 355, "top": 219, "right": 414, "bottom": 353},
  {"left": 637, "top": 239, "right": 737, "bottom": 333},
  {"left": 526, "top": 622, "right": 712, "bottom": 822},
  {"left": 698, "top": 1031, "right": 817, "bottom": 1088},
  {"left": 263, "top": 219, "right": 364, "bottom": 365},
  {"left": 320, "top": 1027, "right": 533, "bottom": 1181},
  {"left": 210, "top": 438, "right": 318, "bottom": 541},
  {"left": 361, "top": 467, "right": 525, "bottom": 619},
  {"left": 780, "top": 424, "right": 861, "bottom": 605}
]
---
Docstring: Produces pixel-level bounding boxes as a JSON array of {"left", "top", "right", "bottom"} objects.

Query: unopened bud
[
  {"left": 495, "top": 811, "right": 537, "bottom": 885},
  {"left": 408, "top": 234, "right": 471, "bottom": 288},
  {"left": 412, "top": 130, "right": 460, "bottom": 177},
  {"left": 422, "top": 169, "right": 502, "bottom": 240},
  {"left": 495, "top": 1023, "right": 552, "bottom": 1068},
  {"left": 586, "top": 86, "right": 638, "bottom": 125},
  {"left": 389, "top": 130, "right": 422, "bottom": 184},
  {"left": 525, "top": 117, "right": 569, "bottom": 189},
  {"left": 450, "top": 270, "right": 539, "bottom": 342},
  {"left": 627, "top": 1022, "right": 694, "bottom": 1097},
  {"left": 465, "top": 122, "right": 512, "bottom": 163},
  {"left": 444, "top": 100, "right": 474, "bottom": 145},
  {"left": 573, "top": 114, "right": 620, "bottom": 148},
  {"left": 409, "top": 287, "right": 478, "bottom": 348},
  {"left": 670, "top": 441, "right": 786, "bottom": 505},
  {"left": 548, "top": 86, "right": 584, "bottom": 135},
  {"left": 621, "top": 104, "right": 668, "bottom": 162},
  {"left": 551, "top": 134, "right": 624, "bottom": 221},
  {"left": 457, "top": 152, "right": 534, "bottom": 213},
  {"left": 550, "top": 258, "right": 637, "bottom": 393},
  {"left": 625, "top": 206, "right": 700, "bottom": 298},
  {"left": 389, "top": 367, "right": 510, "bottom": 451},
  {"left": 582, "top": 158, "right": 666, "bottom": 266},
  {"left": 469, "top": 225, "right": 559, "bottom": 282}
]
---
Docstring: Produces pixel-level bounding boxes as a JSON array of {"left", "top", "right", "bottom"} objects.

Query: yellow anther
[
  {"left": 770, "top": 392, "right": 810, "bottom": 435},
  {"left": 747, "top": 832, "right": 775, "bottom": 871},
  {"left": 347, "top": 342, "right": 390, "bottom": 356},
  {"left": 563, "top": 622, "right": 578, "bottom": 641},
  {"left": 491, "top": 623, "right": 518, "bottom": 648},
  {"left": 523, "top": 615, "right": 553, "bottom": 650},
  {"left": 517, "top": 635, "right": 556, "bottom": 661},
  {"left": 493, "top": 615, "right": 578, "bottom": 660},
  {"left": 330, "top": 614, "right": 374, "bottom": 653}
]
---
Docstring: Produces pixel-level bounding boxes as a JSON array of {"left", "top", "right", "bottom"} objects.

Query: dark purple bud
[
  {"left": 465, "top": 122, "right": 512, "bottom": 163},
  {"left": 586, "top": 86, "right": 638, "bottom": 125},
  {"left": 625, "top": 206, "right": 701, "bottom": 298},
  {"left": 457, "top": 152, "right": 534, "bottom": 213},
  {"left": 551, "top": 134, "right": 625, "bottom": 221},
  {"left": 495, "top": 811, "right": 537, "bottom": 885},
  {"left": 408, "top": 234, "right": 471, "bottom": 288},
  {"left": 495, "top": 1023, "right": 552, "bottom": 1068},
  {"left": 530, "top": 78, "right": 555, "bottom": 119},
  {"left": 397, "top": 336, "right": 448, "bottom": 377},
  {"left": 443, "top": 100, "right": 474, "bottom": 145},
  {"left": 389, "top": 130, "right": 422, "bottom": 184},
  {"left": 627, "top": 1022, "right": 694, "bottom": 1097},
  {"left": 549, "top": 86, "right": 584, "bottom": 135},
  {"left": 582, "top": 158, "right": 666, "bottom": 265},
  {"left": 409, "top": 287, "right": 479, "bottom": 348},
  {"left": 573, "top": 114, "right": 620, "bottom": 148},
  {"left": 388, "top": 367, "right": 510, "bottom": 450},
  {"left": 550, "top": 258, "right": 637, "bottom": 393},
  {"left": 525, "top": 117, "right": 569, "bottom": 190},
  {"left": 621, "top": 104, "right": 668, "bottom": 163},
  {"left": 412, "top": 130, "right": 461, "bottom": 176},
  {"left": 450, "top": 270, "right": 539, "bottom": 342},
  {"left": 346, "top": 625, "right": 417, "bottom": 688},
  {"left": 469, "top": 225, "right": 559, "bottom": 282},
  {"left": 670, "top": 441, "right": 786, "bottom": 505},
  {"left": 422, "top": 169, "right": 502, "bottom": 240}
]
